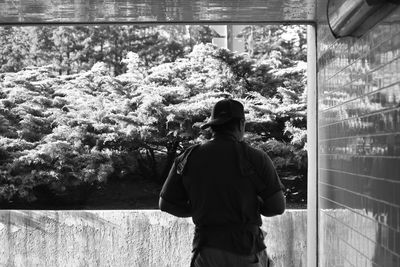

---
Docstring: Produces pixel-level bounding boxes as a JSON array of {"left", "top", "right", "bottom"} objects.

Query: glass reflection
[
  {"left": 319, "top": 10, "right": 400, "bottom": 267},
  {"left": 0, "top": 0, "right": 316, "bottom": 23}
]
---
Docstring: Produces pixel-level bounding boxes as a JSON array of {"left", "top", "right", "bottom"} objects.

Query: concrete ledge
[{"left": 0, "top": 210, "right": 306, "bottom": 267}]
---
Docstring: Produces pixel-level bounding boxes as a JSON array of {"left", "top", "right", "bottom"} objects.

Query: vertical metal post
[
  {"left": 227, "top": 24, "right": 233, "bottom": 51},
  {"left": 306, "top": 24, "right": 318, "bottom": 267}
]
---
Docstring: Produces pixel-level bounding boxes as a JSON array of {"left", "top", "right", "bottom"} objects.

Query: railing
[{"left": 0, "top": 210, "right": 306, "bottom": 267}]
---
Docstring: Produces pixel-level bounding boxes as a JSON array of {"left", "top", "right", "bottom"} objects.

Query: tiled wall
[{"left": 317, "top": 7, "right": 400, "bottom": 267}]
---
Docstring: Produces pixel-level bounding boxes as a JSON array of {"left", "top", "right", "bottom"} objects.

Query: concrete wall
[{"left": 0, "top": 210, "right": 306, "bottom": 267}]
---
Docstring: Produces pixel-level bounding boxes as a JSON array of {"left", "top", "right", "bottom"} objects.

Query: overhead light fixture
[{"left": 327, "top": 0, "right": 400, "bottom": 38}]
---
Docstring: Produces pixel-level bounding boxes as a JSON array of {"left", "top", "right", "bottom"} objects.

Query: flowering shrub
[{"left": 0, "top": 41, "right": 307, "bottom": 206}]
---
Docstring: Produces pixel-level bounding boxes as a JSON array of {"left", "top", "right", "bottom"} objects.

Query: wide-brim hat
[{"left": 201, "top": 99, "right": 245, "bottom": 129}]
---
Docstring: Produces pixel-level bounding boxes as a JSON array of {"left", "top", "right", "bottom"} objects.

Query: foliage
[
  {"left": 0, "top": 25, "right": 307, "bottom": 206},
  {"left": 0, "top": 25, "right": 218, "bottom": 76},
  {"left": 0, "top": 65, "right": 137, "bottom": 203}
]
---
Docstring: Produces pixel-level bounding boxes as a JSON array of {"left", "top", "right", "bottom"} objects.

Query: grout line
[
  {"left": 320, "top": 181, "right": 400, "bottom": 209},
  {"left": 319, "top": 131, "right": 400, "bottom": 142},
  {"left": 318, "top": 106, "right": 400, "bottom": 128},
  {"left": 319, "top": 168, "right": 400, "bottom": 184},
  {"left": 319, "top": 153, "right": 400, "bottom": 159}
]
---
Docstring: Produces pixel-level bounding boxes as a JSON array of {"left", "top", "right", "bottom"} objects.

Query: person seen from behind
[{"left": 159, "top": 98, "right": 285, "bottom": 267}]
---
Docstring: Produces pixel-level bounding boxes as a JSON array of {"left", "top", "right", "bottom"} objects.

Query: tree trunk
[{"left": 137, "top": 145, "right": 159, "bottom": 182}]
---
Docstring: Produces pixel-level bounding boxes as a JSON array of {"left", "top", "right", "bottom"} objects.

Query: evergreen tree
[
  {"left": 0, "top": 25, "right": 217, "bottom": 76},
  {"left": 0, "top": 26, "right": 307, "bottom": 206},
  {"left": 0, "top": 27, "right": 31, "bottom": 72}
]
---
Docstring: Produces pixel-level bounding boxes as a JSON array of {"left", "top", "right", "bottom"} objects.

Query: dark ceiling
[{"left": 0, "top": 0, "right": 317, "bottom": 24}]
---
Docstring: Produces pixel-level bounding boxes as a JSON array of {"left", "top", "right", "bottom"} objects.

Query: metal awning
[{"left": 0, "top": 0, "right": 317, "bottom": 25}]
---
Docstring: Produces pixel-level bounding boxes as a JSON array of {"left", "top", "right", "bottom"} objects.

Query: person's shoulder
[
  {"left": 177, "top": 143, "right": 201, "bottom": 160},
  {"left": 241, "top": 142, "right": 269, "bottom": 162},
  {"left": 241, "top": 142, "right": 264, "bottom": 155},
  {"left": 175, "top": 143, "right": 201, "bottom": 174}
]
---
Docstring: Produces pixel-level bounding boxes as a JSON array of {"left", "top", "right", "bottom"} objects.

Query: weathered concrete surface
[{"left": 0, "top": 210, "right": 306, "bottom": 267}]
